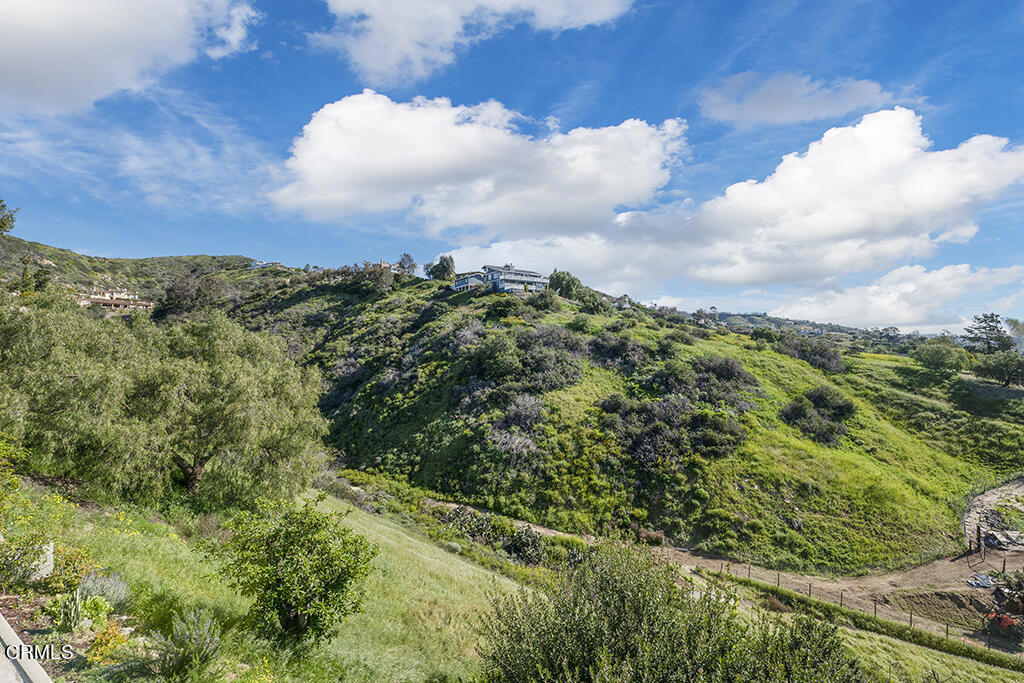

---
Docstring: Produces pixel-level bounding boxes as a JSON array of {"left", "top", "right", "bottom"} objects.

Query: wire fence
[{"left": 666, "top": 549, "right": 1024, "bottom": 658}]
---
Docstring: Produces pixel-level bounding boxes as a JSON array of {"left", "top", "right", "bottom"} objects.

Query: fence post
[
  {"left": 748, "top": 565, "right": 751, "bottom": 580},
  {"left": 909, "top": 610, "right": 913, "bottom": 628},
  {"left": 1003, "top": 557, "right": 1007, "bottom": 573},
  {"left": 945, "top": 623, "right": 949, "bottom": 639},
  {"left": 777, "top": 571, "right": 780, "bottom": 588},
  {"left": 840, "top": 590, "right": 844, "bottom": 608},
  {"left": 873, "top": 599, "right": 877, "bottom": 617},
  {"left": 808, "top": 582, "right": 812, "bottom": 598},
  {"left": 720, "top": 562, "right": 723, "bottom": 574}
]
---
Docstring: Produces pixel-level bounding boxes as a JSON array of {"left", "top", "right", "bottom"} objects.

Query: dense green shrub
[
  {"left": 775, "top": 332, "right": 846, "bottom": 373},
  {"left": 750, "top": 326, "right": 781, "bottom": 343},
  {"left": 910, "top": 337, "right": 972, "bottom": 375},
  {"left": 782, "top": 384, "right": 856, "bottom": 445},
  {"left": 210, "top": 495, "right": 378, "bottom": 646},
  {"left": 526, "top": 287, "right": 560, "bottom": 312},
  {"left": 486, "top": 296, "right": 526, "bottom": 320},
  {"left": 479, "top": 544, "right": 864, "bottom": 682}
]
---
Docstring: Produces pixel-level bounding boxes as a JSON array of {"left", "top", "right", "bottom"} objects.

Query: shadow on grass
[{"left": 948, "top": 378, "right": 1024, "bottom": 419}]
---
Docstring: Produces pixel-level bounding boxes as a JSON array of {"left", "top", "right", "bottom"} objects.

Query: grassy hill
[
  {"left": 11, "top": 482, "right": 513, "bottom": 681},
  {"left": 185, "top": 268, "right": 1024, "bottom": 575},
  {"left": 7, "top": 478, "right": 1021, "bottom": 681},
  {"left": 0, "top": 235, "right": 251, "bottom": 299}
]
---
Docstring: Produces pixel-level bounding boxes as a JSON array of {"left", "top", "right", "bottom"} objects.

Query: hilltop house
[
  {"left": 482, "top": 264, "right": 549, "bottom": 293},
  {"left": 452, "top": 271, "right": 485, "bottom": 292}
]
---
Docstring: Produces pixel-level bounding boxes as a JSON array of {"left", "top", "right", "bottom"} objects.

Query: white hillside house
[{"left": 452, "top": 264, "right": 550, "bottom": 293}]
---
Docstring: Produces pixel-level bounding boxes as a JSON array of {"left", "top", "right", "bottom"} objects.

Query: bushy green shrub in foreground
[
  {"left": 209, "top": 495, "right": 378, "bottom": 647},
  {"left": 479, "top": 543, "right": 865, "bottom": 682}
]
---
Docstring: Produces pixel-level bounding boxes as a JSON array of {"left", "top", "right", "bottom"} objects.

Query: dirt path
[{"left": 963, "top": 478, "right": 1024, "bottom": 547}]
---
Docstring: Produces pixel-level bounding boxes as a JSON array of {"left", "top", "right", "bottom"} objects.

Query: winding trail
[{"left": 429, "top": 479, "right": 1024, "bottom": 652}]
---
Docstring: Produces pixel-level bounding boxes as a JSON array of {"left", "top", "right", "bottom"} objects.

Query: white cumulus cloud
[
  {"left": 0, "top": 0, "right": 260, "bottom": 114},
  {"left": 271, "top": 90, "right": 686, "bottom": 238},
  {"left": 771, "top": 264, "right": 1024, "bottom": 329},
  {"left": 682, "top": 107, "right": 1024, "bottom": 284},
  {"left": 699, "top": 72, "right": 892, "bottom": 125},
  {"left": 312, "top": 0, "right": 634, "bottom": 85}
]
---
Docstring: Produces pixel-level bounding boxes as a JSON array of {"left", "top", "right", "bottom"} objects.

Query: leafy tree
[
  {"left": 973, "top": 350, "right": 1024, "bottom": 387},
  {"left": 210, "top": 495, "right": 377, "bottom": 646},
  {"left": 353, "top": 262, "right": 394, "bottom": 295},
  {"left": 910, "top": 337, "right": 972, "bottom": 375},
  {"left": 0, "top": 294, "right": 325, "bottom": 506},
  {"left": 396, "top": 253, "right": 416, "bottom": 276},
  {"left": 135, "top": 313, "right": 327, "bottom": 498},
  {"left": 548, "top": 269, "right": 583, "bottom": 300},
  {"left": 425, "top": 255, "right": 455, "bottom": 280},
  {"left": 0, "top": 196, "right": 17, "bottom": 236},
  {"left": 578, "top": 289, "right": 613, "bottom": 315},
  {"left": 962, "top": 313, "right": 1014, "bottom": 354}
]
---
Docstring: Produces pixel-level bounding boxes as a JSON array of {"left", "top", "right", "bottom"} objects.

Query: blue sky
[{"left": 1, "top": 0, "right": 1023, "bottom": 330}]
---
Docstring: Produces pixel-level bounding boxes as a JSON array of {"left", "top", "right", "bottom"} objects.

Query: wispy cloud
[
  {"left": 699, "top": 72, "right": 892, "bottom": 126},
  {"left": 310, "top": 0, "right": 634, "bottom": 86}
]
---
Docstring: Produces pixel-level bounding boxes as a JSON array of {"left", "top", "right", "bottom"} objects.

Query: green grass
[
  {"left": 841, "top": 628, "right": 1024, "bottom": 682},
  {"left": 32, "top": 487, "right": 515, "bottom": 681}
]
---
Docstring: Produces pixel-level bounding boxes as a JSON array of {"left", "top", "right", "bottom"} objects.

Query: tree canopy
[
  {"left": 962, "top": 313, "right": 1014, "bottom": 354},
  {"left": 425, "top": 255, "right": 455, "bottom": 280},
  {"left": 0, "top": 196, "right": 17, "bottom": 237},
  {"left": 973, "top": 350, "right": 1024, "bottom": 388},
  {"left": 910, "top": 337, "right": 972, "bottom": 375},
  {"left": 0, "top": 290, "right": 326, "bottom": 507}
]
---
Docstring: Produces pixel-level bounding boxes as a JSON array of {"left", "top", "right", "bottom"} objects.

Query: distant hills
[{"left": 0, "top": 235, "right": 251, "bottom": 299}]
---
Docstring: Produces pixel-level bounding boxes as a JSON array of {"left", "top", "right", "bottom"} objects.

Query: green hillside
[
  {"left": 0, "top": 235, "right": 251, "bottom": 299},
  {"left": 193, "top": 267, "right": 1024, "bottom": 574}
]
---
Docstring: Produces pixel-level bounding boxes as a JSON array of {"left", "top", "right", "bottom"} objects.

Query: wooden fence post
[
  {"left": 945, "top": 623, "right": 949, "bottom": 639},
  {"left": 909, "top": 610, "right": 913, "bottom": 628},
  {"left": 873, "top": 599, "right": 877, "bottom": 617},
  {"left": 1003, "top": 557, "right": 1007, "bottom": 573},
  {"left": 777, "top": 571, "right": 780, "bottom": 588},
  {"left": 808, "top": 582, "right": 812, "bottom": 598},
  {"left": 747, "top": 565, "right": 751, "bottom": 580},
  {"left": 840, "top": 590, "right": 844, "bottom": 608}
]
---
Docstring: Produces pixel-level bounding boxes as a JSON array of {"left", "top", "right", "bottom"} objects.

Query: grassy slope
[
  {"left": 59, "top": 491, "right": 513, "bottom": 681},
  {"left": 12, "top": 481, "right": 1018, "bottom": 682},
  {"left": 207, "top": 273, "right": 1024, "bottom": 574},
  {"left": 0, "top": 235, "right": 251, "bottom": 299}
]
